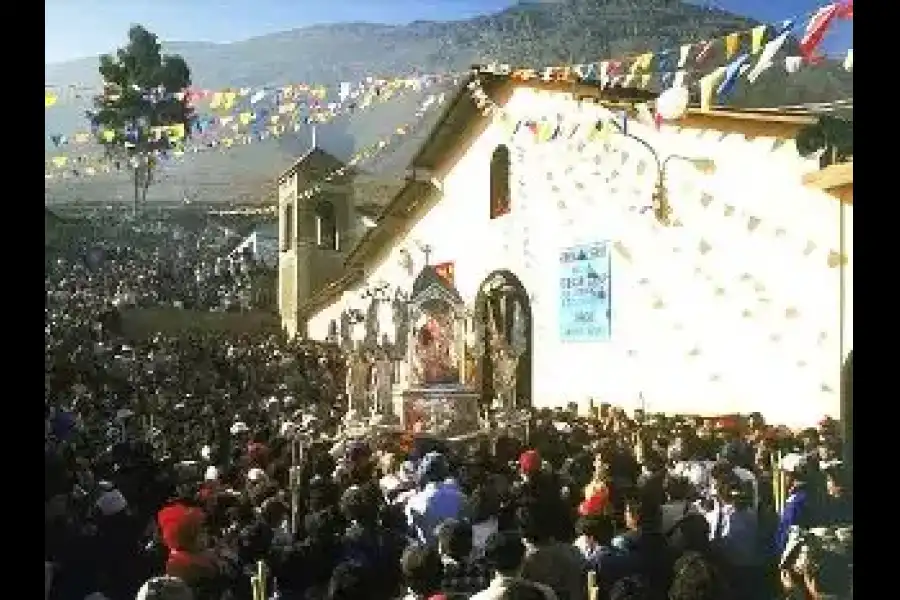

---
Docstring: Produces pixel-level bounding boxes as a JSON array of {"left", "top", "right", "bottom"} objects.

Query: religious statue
[
  {"left": 363, "top": 300, "right": 379, "bottom": 349},
  {"left": 411, "top": 301, "right": 460, "bottom": 386},
  {"left": 396, "top": 261, "right": 480, "bottom": 437},
  {"left": 489, "top": 310, "right": 520, "bottom": 409},
  {"left": 373, "top": 348, "right": 394, "bottom": 415},
  {"left": 345, "top": 351, "right": 371, "bottom": 415},
  {"left": 339, "top": 311, "right": 352, "bottom": 351},
  {"left": 392, "top": 297, "right": 410, "bottom": 357}
]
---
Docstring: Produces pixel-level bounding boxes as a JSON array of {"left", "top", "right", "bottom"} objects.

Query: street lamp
[{"left": 621, "top": 132, "right": 716, "bottom": 226}]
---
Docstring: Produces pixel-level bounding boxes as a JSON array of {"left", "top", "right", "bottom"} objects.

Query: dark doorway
[{"left": 474, "top": 270, "right": 533, "bottom": 409}]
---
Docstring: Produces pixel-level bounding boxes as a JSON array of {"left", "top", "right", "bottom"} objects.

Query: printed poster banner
[{"left": 559, "top": 241, "right": 611, "bottom": 342}]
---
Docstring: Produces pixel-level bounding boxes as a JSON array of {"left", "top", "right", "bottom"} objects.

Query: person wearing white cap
[
  {"left": 230, "top": 421, "right": 249, "bottom": 436},
  {"left": 775, "top": 453, "right": 812, "bottom": 555},
  {"left": 204, "top": 466, "right": 220, "bottom": 482},
  {"left": 135, "top": 576, "right": 194, "bottom": 600},
  {"left": 247, "top": 467, "right": 267, "bottom": 485}
]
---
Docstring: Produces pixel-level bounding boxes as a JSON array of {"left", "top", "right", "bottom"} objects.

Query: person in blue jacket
[{"left": 775, "top": 454, "right": 813, "bottom": 556}]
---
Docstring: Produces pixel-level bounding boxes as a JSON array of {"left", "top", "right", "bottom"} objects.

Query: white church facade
[{"left": 281, "top": 74, "right": 852, "bottom": 428}]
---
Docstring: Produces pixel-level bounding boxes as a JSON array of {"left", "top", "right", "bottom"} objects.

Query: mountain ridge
[{"left": 45, "top": 0, "right": 852, "bottom": 205}]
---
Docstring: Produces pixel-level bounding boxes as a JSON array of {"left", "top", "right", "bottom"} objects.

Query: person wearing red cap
[
  {"left": 579, "top": 486, "right": 610, "bottom": 518},
  {"left": 512, "top": 449, "right": 574, "bottom": 542},
  {"left": 518, "top": 449, "right": 542, "bottom": 479},
  {"left": 156, "top": 503, "right": 219, "bottom": 592}
]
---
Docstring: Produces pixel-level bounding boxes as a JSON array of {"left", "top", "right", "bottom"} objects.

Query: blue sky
[{"left": 45, "top": 0, "right": 852, "bottom": 64}]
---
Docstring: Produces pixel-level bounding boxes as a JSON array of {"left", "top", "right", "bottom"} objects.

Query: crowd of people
[{"left": 45, "top": 210, "right": 852, "bottom": 600}]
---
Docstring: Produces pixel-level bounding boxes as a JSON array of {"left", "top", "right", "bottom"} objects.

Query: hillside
[{"left": 45, "top": 0, "right": 852, "bottom": 205}]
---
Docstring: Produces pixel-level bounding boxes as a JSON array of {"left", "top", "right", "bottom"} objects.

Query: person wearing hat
[
  {"left": 775, "top": 454, "right": 813, "bottom": 556},
  {"left": 135, "top": 576, "right": 194, "bottom": 600},
  {"left": 512, "top": 449, "right": 573, "bottom": 541},
  {"left": 156, "top": 503, "right": 220, "bottom": 593}
]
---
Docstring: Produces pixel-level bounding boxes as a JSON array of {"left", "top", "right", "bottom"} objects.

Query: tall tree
[{"left": 88, "top": 25, "right": 194, "bottom": 213}]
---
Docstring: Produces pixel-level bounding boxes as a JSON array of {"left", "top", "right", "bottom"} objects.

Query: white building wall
[
  {"left": 278, "top": 172, "right": 300, "bottom": 337},
  {"left": 309, "top": 87, "right": 851, "bottom": 427}
]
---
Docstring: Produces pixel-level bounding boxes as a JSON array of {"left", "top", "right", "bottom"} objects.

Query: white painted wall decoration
[{"left": 307, "top": 87, "right": 851, "bottom": 427}]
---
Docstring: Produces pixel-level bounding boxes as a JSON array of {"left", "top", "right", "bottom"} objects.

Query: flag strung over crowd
[
  {"left": 46, "top": 73, "right": 453, "bottom": 150},
  {"left": 473, "top": 0, "right": 852, "bottom": 112},
  {"left": 45, "top": 90, "right": 448, "bottom": 182},
  {"left": 45, "top": 0, "right": 851, "bottom": 180},
  {"left": 44, "top": 0, "right": 852, "bottom": 112},
  {"left": 44, "top": 71, "right": 449, "bottom": 108},
  {"left": 45, "top": 77, "right": 451, "bottom": 180}
]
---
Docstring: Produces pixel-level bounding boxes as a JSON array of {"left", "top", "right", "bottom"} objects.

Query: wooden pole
[
  {"left": 253, "top": 560, "right": 266, "bottom": 600},
  {"left": 587, "top": 570, "right": 598, "bottom": 600},
  {"left": 771, "top": 451, "right": 780, "bottom": 516}
]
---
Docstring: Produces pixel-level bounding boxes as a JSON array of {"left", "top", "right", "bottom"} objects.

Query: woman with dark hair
[{"left": 668, "top": 552, "right": 728, "bottom": 600}]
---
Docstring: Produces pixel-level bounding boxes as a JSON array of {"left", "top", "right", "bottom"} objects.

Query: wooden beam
[
  {"left": 677, "top": 110, "right": 816, "bottom": 140},
  {"left": 803, "top": 162, "right": 854, "bottom": 190}
]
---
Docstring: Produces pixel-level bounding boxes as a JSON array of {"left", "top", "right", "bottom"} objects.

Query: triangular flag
[
  {"left": 167, "top": 123, "right": 186, "bottom": 140},
  {"left": 800, "top": 3, "right": 841, "bottom": 58},
  {"left": 843, "top": 49, "right": 853, "bottom": 71},
  {"left": 539, "top": 122, "right": 554, "bottom": 142},
  {"left": 629, "top": 58, "right": 642, "bottom": 76},
  {"left": 717, "top": 54, "right": 750, "bottom": 100},
  {"left": 785, "top": 56, "right": 804, "bottom": 73},
  {"left": 776, "top": 19, "right": 794, "bottom": 36},
  {"left": 699, "top": 67, "right": 728, "bottom": 112},
  {"left": 250, "top": 90, "right": 267, "bottom": 105},
  {"left": 638, "top": 53, "right": 654, "bottom": 71},
  {"left": 226, "top": 92, "right": 238, "bottom": 108},
  {"left": 725, "top": 33, "right": 741, "bottom": 60},
  {"left": 678, "top": 44, "right": 692, "bottom": 68},
  {"left": 837, "top": 0, "right": 853, "bottom": 19},
  {"left": 751, "top": 26, "right": 768, "bottom": 54},
  {"left": 598, "top": 62, "right": 610, "bottom": 87},
  {"left": 746, "top": 31, "right": 791, "bottom": 83}
]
